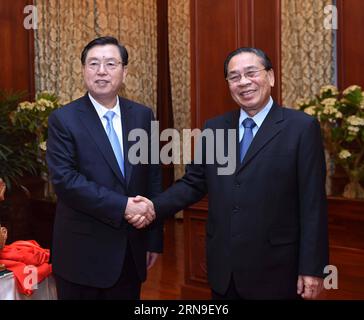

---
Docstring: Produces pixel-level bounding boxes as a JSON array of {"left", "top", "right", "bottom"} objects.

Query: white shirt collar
[
  {"left": 239, "top": 96, "right": 273, "bottom": 128},
  {"left": 88, "top": 93, "right": 121, "bottom": 119}
]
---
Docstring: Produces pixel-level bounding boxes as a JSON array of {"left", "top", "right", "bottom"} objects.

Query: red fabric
[{"left": 0, "top": 240, "right": 52, "bottom": 295}]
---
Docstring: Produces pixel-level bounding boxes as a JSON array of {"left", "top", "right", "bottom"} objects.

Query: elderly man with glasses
[
  {"left": 46, "top": 36, "right": 162, "bottom": 300},
  {"left": 127, "top": 47, "right": 329, "bottom": 300}
]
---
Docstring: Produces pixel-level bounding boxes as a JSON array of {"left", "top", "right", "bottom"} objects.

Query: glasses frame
[
  {"left": 85, "top": 59, "right": 123, "bottom": 72},
  {"left": 226, "top": 67, "right": 268, "bottom": 84}
]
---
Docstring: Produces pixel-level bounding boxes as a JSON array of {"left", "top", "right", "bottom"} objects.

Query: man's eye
[
  {"left": 245, "top": 71, "right": 256, "bottom": 78},
  {"left": 107, "top": 63, "right": 116, "bottom": 67},
  {"left": 229, "top": 76, "right": 240, "bottom": 82}
]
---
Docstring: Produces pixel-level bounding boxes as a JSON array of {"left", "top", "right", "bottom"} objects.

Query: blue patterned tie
[
  {"left": 240, "top": 118, "right": 256, "bottom": 163},
  {"left": 103, "top": 111, "right": 125, "bottom": 176}
]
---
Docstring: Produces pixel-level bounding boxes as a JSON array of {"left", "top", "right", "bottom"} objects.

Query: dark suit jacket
[
  {"left": 46, "top": 94, "right": 162, "bottom": 288},
  {"left": 154, "top": 102, "right": 329, "bottom": 299}
]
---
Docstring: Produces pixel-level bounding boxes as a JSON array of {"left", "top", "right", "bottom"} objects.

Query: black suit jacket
[
  {"left": 154, "top": 102, "right": 329, "bottom": 299},
  {"left": 46, "top": 94, "right": 162, "bottom": 288}
]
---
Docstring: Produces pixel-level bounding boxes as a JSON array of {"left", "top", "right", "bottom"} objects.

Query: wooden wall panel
[
  {"left": 0, "top": 0, "right": 34, "bottom": 99},
  {"left": 337, "top": 0, "right": 364, "bottom": 90},
  {"left": 191, "top": 0, "right": 281, "bottom": 129},
  {"left": 191, "top": 0, "right": 240, "bottom": 129},
  {"left": 246, "top": 0, "right": 281, "bottom": 103}
]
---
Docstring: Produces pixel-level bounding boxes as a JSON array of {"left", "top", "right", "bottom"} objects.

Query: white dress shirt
[
  {"left": 238, "top": 96, "right": 273, "bottom": 142},
  {"left": 88, "top": 93, "right": 124, "bottom": 156}
]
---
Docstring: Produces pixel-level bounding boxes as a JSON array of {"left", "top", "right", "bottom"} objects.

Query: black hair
[
  {"left": 224, "top": 47, "right": 273, "bottom": 78},
  {"left": 81, "top": 36, "right": 128, "bottom": 66}
]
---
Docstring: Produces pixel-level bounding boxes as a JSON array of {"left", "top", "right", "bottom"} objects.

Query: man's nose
[
  {"left": 97, "top": 63, "right": 107, "bottom": 74},
  {"left": 238, "top": 74, "right": 252, "bottom": 85}
]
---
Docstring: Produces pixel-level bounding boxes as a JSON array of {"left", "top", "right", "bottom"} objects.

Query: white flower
[
  {"left": 17, "top": 101, "right": 35, "bottom": 111},
  {"left": 348, "top": 126, "right": 359, "bottom": 135},
  {"left": 343, "top": 85, "right": 362, "bottom": 96},
  {"left": 303, "top": 106, "right": 317, "bottom": 116},
  {"left": 36, "top": 105, "right": 46, "bottom": 112},
  {"left": 295, "top": 98, "right": 311, "bottom": 109},
  {"left": 339, "top": 150, "right": 351, "bottom": 159},
  {"left": 335, "top": 112, "right": 343, "bottom": 119},
  {"left": 322, "top": 105, "right": 337, "bottom": 115},
  {"left": 39, "top": 141, "right": 47, "bottom": 151},
  {"left": 347, "top": 115, "right": 364, "bottom": 126},
  {"left": 37, "top": 98, "right": 54, "bottom": 109},
  {"left": 321, "top": 98, "right": 337, "bottom": 107},
  {"left": 295, "top": 98, "right": 306, "bottom": 108},
  {"left": 320, "top": 85, "right": 339, "bottom": 96}
]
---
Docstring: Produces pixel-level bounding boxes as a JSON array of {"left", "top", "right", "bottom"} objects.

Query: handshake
[{"left": 124, "top": 195, "right": 156, "bottom": 229}]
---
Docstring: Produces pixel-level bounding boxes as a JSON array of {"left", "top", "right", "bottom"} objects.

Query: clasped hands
[{"left": 124, "top": 196, "right": 155, "bottom": 229}]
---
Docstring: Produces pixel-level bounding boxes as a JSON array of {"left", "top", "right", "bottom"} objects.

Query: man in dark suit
[
  {"left": 46, "top": 36, "right": 162, "bottom": 300},
  {"left": 127, "top": 47, "right": 329, "bottom": 299}
]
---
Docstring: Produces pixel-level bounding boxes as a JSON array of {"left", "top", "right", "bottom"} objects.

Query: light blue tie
[
  {"left": 103, "top": 111, "right": 125, "bottom": 176},
  {"left": 240, "top": 118, "right": 256, "bottom": 163}
]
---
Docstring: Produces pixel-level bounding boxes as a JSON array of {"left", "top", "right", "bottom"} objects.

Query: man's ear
[
  {"left": 122, "top": 66, "right": 128, "bottom": 80},
  {"left": 268, "top": 69, "right": 275, "bottom": 88}
]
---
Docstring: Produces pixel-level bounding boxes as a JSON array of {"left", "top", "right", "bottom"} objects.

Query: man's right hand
[{"left": 124, "top": 196, "right": 155, "bottom": 229}]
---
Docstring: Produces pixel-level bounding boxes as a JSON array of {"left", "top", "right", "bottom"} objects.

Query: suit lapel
[
  {"left": 236, "top": 102, "right": 284, "bottom": 175},
  {"left": 119, "top": 97, "right": 135, "bottom": 187},
  {"left": 77, "top": 94, "right": 126, "bottom": 185}
]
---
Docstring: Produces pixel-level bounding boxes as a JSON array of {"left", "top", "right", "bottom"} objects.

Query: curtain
[
  {"left": 168, "top": 0, "right": 190, "bottom": 180},
  {"left": 281, "top": 0, "right": 334, "bottom": 108},
  {"left": 34, "top": 0, "right": 157, "bottom": 114}
]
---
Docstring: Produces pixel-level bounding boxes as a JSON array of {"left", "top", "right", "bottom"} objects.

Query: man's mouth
[
  {"left": 239, "top": 89, "right": 256, "bottom": 97},
  {"left": 95, "top": 80, "right": 110, "bottom": 85}
]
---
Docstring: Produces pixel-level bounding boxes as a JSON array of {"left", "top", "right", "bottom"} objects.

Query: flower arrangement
[
  {"left": 11, "top": 91, "right": 59, "bottom": 150},
  {"left": 10, "top": 91, "right": 60, "bottom": 199},
  {"left": 296, "top": 85, "right": 364, "bottom": 199},
  {"left": 1, "top": 91, "right": 38, "bottom": 190}
]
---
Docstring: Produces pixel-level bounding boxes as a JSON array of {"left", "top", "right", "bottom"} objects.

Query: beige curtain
[
  {"left": 281, "top": 0, "right": 334, "bottom": 108},
  {"left": 34, "top": 0, "right": 157, "bottom": 113},
  {"left": 168, "top": 0, "right": 191, "bottom": 180}
]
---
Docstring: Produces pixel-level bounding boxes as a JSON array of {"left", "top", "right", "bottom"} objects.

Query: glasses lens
[{"left": 87, "top": 60, "right": 120, "bottom": 71}]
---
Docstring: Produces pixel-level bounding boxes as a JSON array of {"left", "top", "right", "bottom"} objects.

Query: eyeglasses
[
  {"left": 226, "top": 68, "right": 267, "bottom": 84},
  {"left": 85, "top": 59, "right": 123, "bottom": 71}
]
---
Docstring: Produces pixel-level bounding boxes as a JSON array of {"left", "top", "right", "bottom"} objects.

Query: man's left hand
[{"left": 297, "top": 275, "right": 324, "bottom": 299}]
